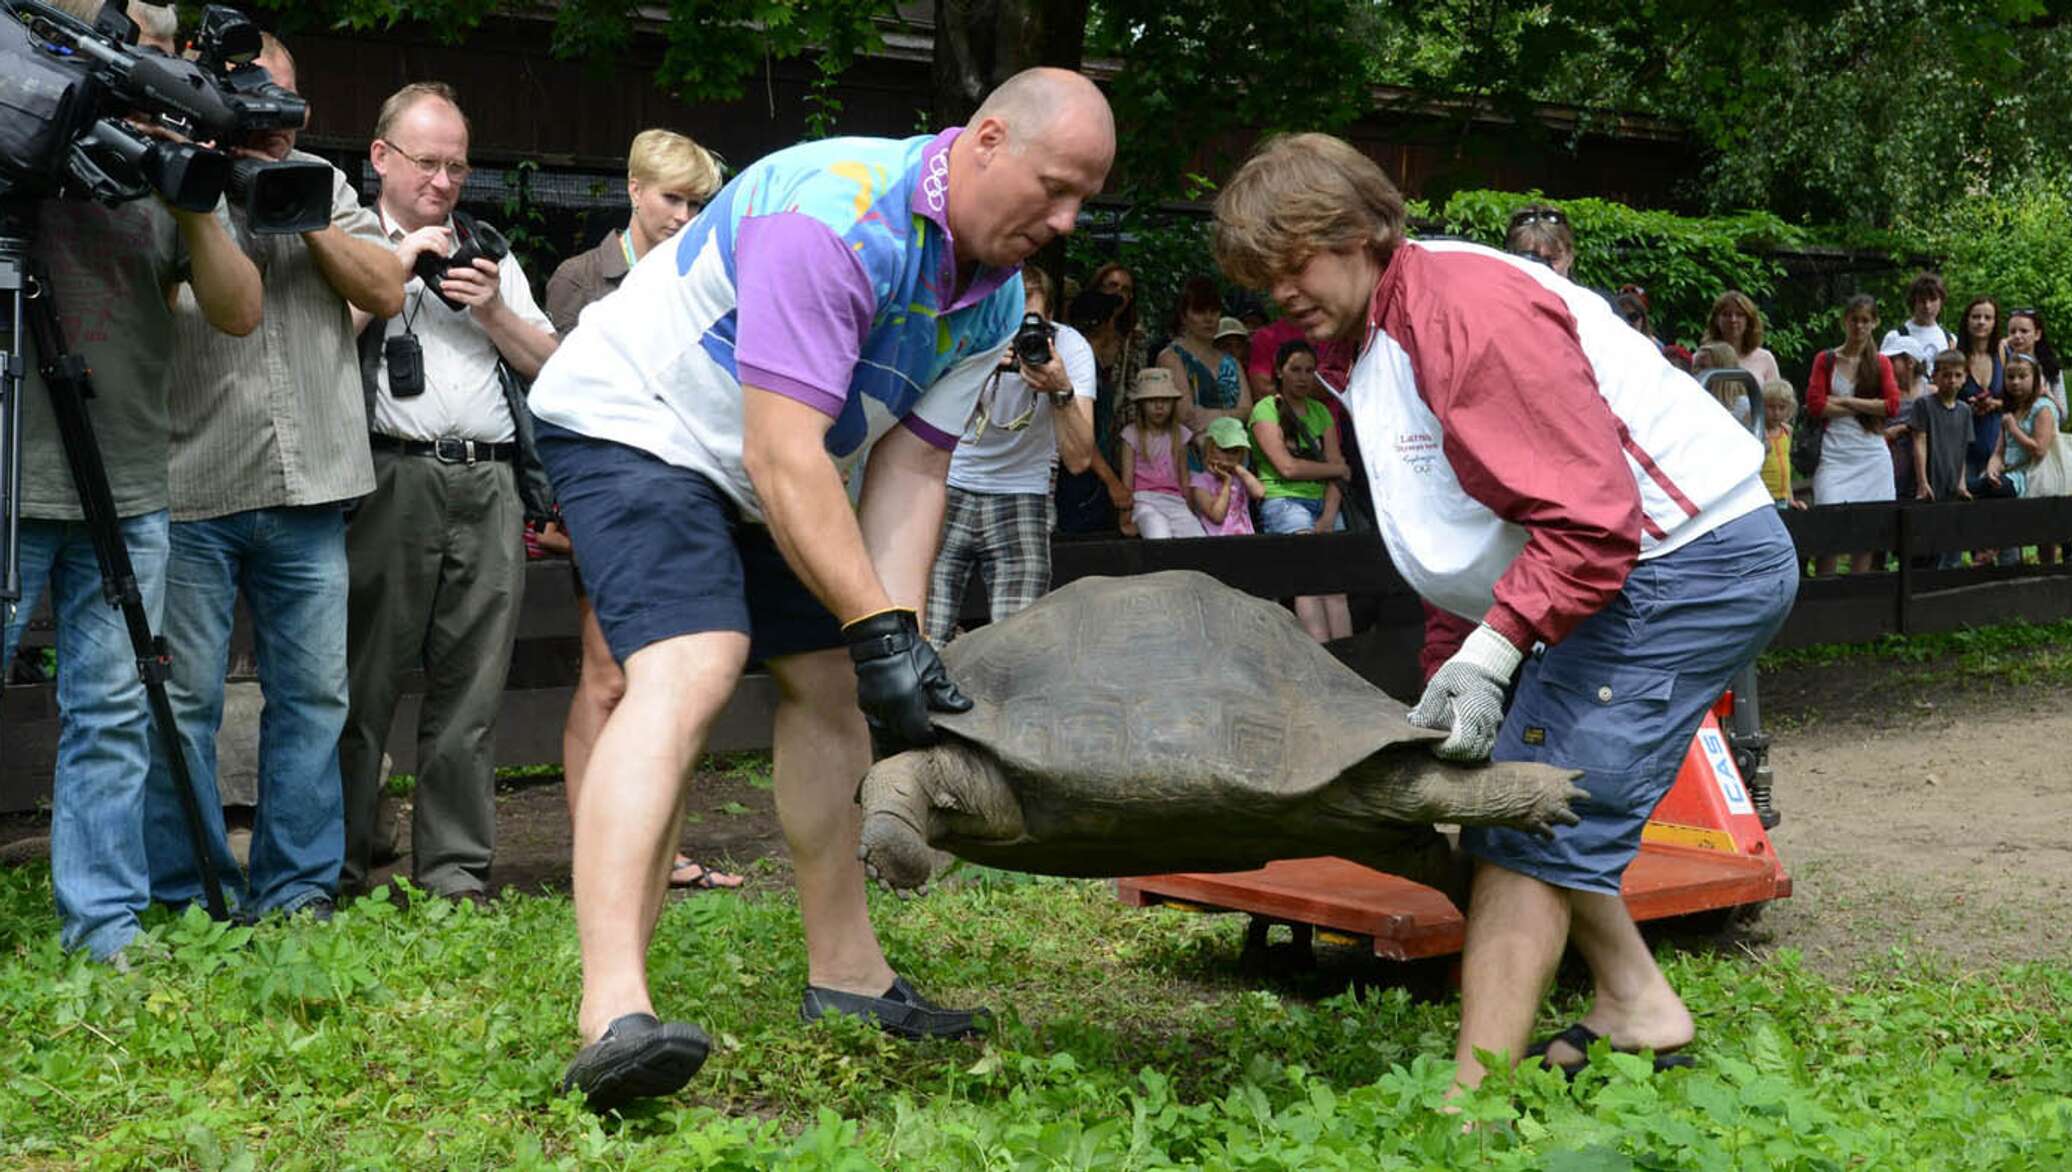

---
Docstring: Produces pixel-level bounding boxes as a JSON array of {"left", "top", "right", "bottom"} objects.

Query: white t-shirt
[
  {"left": 947, "top": 323, "right": 1097, "bottom": 495},
  {"left": 371, "top": 208, "right": 554, "bottom": 444},
  {"left": 1891, "top": 320, "right": 1956, "bottom": 367}
]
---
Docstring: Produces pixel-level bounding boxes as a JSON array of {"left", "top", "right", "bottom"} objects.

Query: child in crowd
[
  {"left": 1189, "top": 416, "right": 1264, "bottom": 535},
  {"left": 1997, "top": 352, "right": 2058, "bottom": 499},
  {"left": 1912, "top": 351, "right": 1977, "bottom": 521},
  {"left": 1119, "top": 368, "right": 1204, "bottom": 539},
  {"left": 2003, "top": 309, "right": 2066, "bottom": 418},
  {"left": 1880, "top": 335, "right": 1932, "bottom": 500},
  {"left": 1760, "top": 379, "right": 1806, "bottom": 510}
]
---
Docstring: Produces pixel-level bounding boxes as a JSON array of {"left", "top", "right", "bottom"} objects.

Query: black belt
[{"left": 370, "top": 434, "right": 518, "bottom": 464}]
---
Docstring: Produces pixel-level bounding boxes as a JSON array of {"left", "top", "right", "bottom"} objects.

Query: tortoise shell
[{"left": 932, "top": 570, "right": 1439, "bottom": 799}]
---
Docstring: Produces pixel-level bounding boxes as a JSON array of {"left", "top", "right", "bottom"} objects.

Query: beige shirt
[
  {"left": 369, "top": 205, "right": 552, "bottom": 444},
  {"left": 167, "top": 152, "right": 383, "bottom": 521}
]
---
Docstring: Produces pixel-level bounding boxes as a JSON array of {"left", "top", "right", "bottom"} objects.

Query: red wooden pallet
[{"left": 1117, "top": 709, "right": 1789, "bottom": 961}]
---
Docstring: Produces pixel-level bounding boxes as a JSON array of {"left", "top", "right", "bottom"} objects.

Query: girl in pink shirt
[{"left": 1119, "top": 368, "right": 1202, "bottom": 538}]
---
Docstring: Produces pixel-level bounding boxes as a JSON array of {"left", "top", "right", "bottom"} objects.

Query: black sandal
[
  {"left": 560, "top": 1013, "right": 710, "bottom": 1113},
  {"left": 1526, "top": 1023, "right": 1694, "bottom": 1079},
  {"left": 801, "top": 975, "right": 989, "bottom": 1040}
]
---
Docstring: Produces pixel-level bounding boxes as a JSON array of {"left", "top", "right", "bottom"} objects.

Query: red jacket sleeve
[
  {"left": 1397, "top": 256, "right": 1643, "bottom": 650},
  {"left": 1805, "top": 350, "right": 1833, "bottom": 419},
  {"left": 1874, "top": 353, "right": 1901, "bottom": 416}
]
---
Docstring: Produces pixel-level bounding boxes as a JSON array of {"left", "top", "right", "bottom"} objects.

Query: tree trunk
[{"left": 932, "top": 0, "right": 1089, "bottom": 127}]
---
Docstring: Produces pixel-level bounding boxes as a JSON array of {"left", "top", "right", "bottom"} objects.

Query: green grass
[
  {"left": 1, "top": 870, "right": 2068, "bottom": 1169},
  {"left": 1761, "top": 617, "right": 2072, "bottom": 689}
]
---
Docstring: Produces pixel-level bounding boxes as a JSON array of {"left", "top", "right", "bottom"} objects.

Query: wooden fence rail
[{"left": 6, "top": 498, "right": 2072, "bottom": 811}]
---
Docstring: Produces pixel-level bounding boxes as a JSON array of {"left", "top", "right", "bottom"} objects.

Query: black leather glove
[{"left": 842, "top": 608, "right": 972, "bottom": 756}]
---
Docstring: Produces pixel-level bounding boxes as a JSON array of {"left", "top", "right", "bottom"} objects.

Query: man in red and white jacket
[{"left": 1214, "top": 134, "right": 1800, "bottom": 1089}]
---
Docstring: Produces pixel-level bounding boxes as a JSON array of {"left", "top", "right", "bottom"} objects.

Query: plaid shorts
[{"left": 924, "top": 486, "right": 1053, "bottom": 643}]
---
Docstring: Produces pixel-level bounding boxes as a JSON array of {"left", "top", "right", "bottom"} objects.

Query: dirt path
[{"left": 1747, "top": 682, "right": 2072, "bottom": 973}]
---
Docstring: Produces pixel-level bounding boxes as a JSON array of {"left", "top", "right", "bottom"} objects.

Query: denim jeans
[
  {"left": 1, "top": 511, "right": 170, "bottom": 959},
  {"left": 143, "top": 507, "right": 349, "bottom": 915}
]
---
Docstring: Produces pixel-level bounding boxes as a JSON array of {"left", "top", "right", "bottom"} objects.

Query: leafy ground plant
[{"left": 1, "top": 870, "right": 2068, "bottom": 1169}]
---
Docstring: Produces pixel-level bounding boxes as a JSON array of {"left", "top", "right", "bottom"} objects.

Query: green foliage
[
  {"left": 1762, "top": 616, "right": 2072, "bottom": 689},
  {"left": 1088, "top": 0, "right": 1377, "bottom": 202},
  {"left": 4, "top": 869, "right": 2072, "bottom": 1167},
  {"left": 251, "top": 0, "right": 893, "bottom": 109},
  {"left": 1921, "top": 176, "right": 2072, "bottom": 343},
  {"left": 1427, "top": 191, "right": 1813, "bottom": 355},
  {"left": 1360, "top": 0, "right": 2072, "bottom": 230}
]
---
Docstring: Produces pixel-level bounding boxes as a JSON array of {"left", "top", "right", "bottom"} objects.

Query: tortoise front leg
[{"left": 858, "top": 750, "right": 944, "bottom": 891}]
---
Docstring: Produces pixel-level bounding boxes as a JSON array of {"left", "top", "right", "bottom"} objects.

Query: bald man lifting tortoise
[{"left": 527, "top": 69, "right": 1117, "bottom": 1112}]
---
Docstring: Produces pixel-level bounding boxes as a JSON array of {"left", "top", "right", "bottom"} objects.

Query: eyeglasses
[
  {"left": 970, "top": 369, "right": 1041, "bottom": 440},
  {"left": 381, "top": 139, "right": 472, "bottom": 183},
  {"left": 1508, "top": 207, "right": 1567, "bottom": 228}
]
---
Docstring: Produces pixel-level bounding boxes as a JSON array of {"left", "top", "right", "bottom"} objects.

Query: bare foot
[{"left": 1544, "top": 985, "right": 1694, "bottom": 1068}]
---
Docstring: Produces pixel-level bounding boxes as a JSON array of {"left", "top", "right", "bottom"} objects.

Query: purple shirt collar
[{"left": 919, "top": 126, "right": 1020, "bottom": 312}]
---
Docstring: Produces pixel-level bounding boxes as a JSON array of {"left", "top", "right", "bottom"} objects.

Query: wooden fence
[{"left": 6, "top": 498, "right": 2072, "bottom": 811}]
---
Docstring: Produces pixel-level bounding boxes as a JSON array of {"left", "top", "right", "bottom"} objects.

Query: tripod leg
[{"left": 21, "top": 263, "right": 228, "bottom": 922}]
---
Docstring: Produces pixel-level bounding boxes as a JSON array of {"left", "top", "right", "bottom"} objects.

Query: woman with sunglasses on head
[
  {"left": 1701, "top": 291, "right": 1781, "bottom": 389},
  {"left": 1505, "top": 205, "right": 1574, "bottom": 277}
]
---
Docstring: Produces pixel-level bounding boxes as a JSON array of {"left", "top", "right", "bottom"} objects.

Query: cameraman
[
  {"left": 144, "top": 32, "right": 407, "bottom": 924},
  {"left": 923, "top": 267, "right": 1096, "bottom": 644},
  {"left": 0, "top": 6, "right": 263, "bottom": 966}
]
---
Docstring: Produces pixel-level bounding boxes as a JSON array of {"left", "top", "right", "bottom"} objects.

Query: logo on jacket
[{"left": 1395, "top": 431, "right": 1440, "bottom": 475}]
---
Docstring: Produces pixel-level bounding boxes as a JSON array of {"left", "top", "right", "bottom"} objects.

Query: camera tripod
[{"left": 1, "top": 205, "right": 229, "bottom": 922}]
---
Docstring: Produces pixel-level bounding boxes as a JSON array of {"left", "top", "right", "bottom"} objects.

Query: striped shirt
[{"left": 166, "top": 152, "right": 384, "bottom": 520}]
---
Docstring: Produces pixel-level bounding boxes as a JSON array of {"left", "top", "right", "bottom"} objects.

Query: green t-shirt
[
  {"left": 1249, "top": 395, "right": 1333, "bottom": 500},
  {"left": 13, "top": 199, "right": 187, "bottom": 520}
]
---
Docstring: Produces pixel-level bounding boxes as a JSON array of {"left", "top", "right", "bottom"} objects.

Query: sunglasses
[{"left": 1508, "top": 207, "right": 1567, "bottom": 228}]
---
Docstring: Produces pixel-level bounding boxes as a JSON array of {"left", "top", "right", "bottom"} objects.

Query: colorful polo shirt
[{"left": 528, "top": 128, "right": 1025, "bottom": 520}]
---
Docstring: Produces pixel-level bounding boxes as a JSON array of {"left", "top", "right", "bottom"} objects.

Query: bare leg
[
  {"left": 1323, "top": 593, "right": 1353, "bottom": 640},
  {"left": 1849, "top": 551, "right": 1876, "bottom": 575},
  {"left": 1542, "top": 890, "right": 1693, "bottom": 1066},
  {"left": 574, "top": 631, "right": 748, "bottom": 1043},
  {"left": 765, "top": 647, "right": 896, "bottom": 995},
  {"left": 1812, "top": 553, "right": 1838, "bottom": 577},
  {"left": 1452, "top": 860, "right": 1570, "bottom": 1090},
  {"left": 561, "top": 596, "right": 625, "bottom": 820},
  {"left": 1292, "top": 595, "right": 1331, "bottom": 642}
]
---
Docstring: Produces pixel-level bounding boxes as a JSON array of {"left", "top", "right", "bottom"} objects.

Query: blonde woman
[{"left": 1702, "top": 291, "right": 1781, "bottom": 388}]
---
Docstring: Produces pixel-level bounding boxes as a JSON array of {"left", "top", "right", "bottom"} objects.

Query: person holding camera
[
  {"left": 337, "top": 81, "right": 559, "bottom": 905},
  {"left": 923, "top": 266, "right": 1097, "bottom": 644},
  {"left": 0, "top": 13, "right": 264, "bottom": 965},
  {"left": 142, "top": 32, "right": 406, "bottom": 924},
  {"left": 526, "top": 68, "right": 1113, "bottom": 1112}
]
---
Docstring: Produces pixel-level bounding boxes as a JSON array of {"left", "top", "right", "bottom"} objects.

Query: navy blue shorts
[
  {"left": 1461, "top": 506, "right": 1799, "bottom": 894},
  {"left": 534, "top": 421, "right": 843, "bottom": 667}
]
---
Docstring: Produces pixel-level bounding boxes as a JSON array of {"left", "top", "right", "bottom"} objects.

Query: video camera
[{"left": 0, "top": 0, "right": 329, "bottom": 233}]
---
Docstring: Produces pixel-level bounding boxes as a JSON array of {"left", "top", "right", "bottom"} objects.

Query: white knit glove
[{"left": 1407, "top": 624, "right": 1525, "bottom": 762}]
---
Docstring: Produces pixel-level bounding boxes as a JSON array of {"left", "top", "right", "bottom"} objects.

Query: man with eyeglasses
[
  {"left": 923, "top": 266, "right": 1097, "bottom": 645},
  {"left": 338, "top": 81, "right": 560, "bottom": 906}
]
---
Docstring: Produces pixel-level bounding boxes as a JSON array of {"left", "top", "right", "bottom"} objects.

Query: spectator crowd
[{"left": 3, "top": 3, "right": 2068, "bottom": 1004}]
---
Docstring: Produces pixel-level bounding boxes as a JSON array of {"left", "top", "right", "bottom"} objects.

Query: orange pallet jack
[{"left": 1116, "top": 686, "right": 1788, "bottom": 967}]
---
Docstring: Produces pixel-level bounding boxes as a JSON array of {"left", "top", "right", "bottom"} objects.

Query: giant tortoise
[{"left": 858, "top": 571, "right": 1586, "bottom": 890}]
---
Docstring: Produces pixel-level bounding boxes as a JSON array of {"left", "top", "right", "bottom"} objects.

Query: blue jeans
[
  {"left": 1462, "top": 507, "right": 1799, "bottom": 894},
  {"left": 143, "top": 507, "right": 349, "bottom": 915},
  {"left": 1, "top": 512, "right": 170, "bottom": 959},
  {"left": 1259, "top": 494, "right": 1347, "bottom": 535}
]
